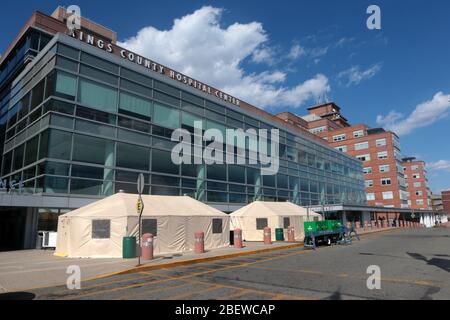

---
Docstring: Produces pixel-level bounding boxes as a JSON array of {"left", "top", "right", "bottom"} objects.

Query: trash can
[
  {"left": 36, "top": 231, "right": 44, "bottom": 249},
  {"left": 122, "top": 236, "right": 137, "bottom": 259},
  {"left": 275, "top": 228, "right": 284, "bottom": 241}
]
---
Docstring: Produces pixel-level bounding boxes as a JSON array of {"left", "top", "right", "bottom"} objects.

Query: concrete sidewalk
[{"left": 0, "top": 242, "right": 299, "bottom": 293}]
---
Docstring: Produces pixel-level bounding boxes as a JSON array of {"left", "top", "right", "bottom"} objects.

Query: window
[
  {"left": 81, "top": 52, "right": 119, "bottom": 74},
  {"left": 142, "top": 219, "right": 157, "bottom": 236},
  {"left": 333, "top": 134, "right": 346, "bottom": 142},
  {"left": 335, "top": 145, "right": 347, "bottom": 153},
  {"left": 256, "top": 218, "right": 268, "bottom": 230},
  {"left": 78, "top": 79, "right": 118, "bottom": 113},
  {"left": 116, "top": 143, "right": 149, "bottom": 170},
  {"left": 39, "top": 130, "right": 72, "bottom": 160},
  {"left": 382, "top": 191, "right": 394, "bottom": 200},
  {"left": 413, "top": 182, "right": 422, "bottom": 188},
  {"left": 416, "top": 199, "right": 424, "bottom": 205},
  {"left": 365, "top": 180, "right": 374, "bottom": 188},
  {"left": 356, "top": 154, "right": 371, "bottom": 162},
  {"left": 366, "top": 193, "right": 375, "bottom": 201},
  {"left": 413, "top": 174, "right": 421, "bottom": 179},
  {"left": 378, "top": 151, "right": 388, "bottom": 160},
  {"left": 153, "top": 103, "right": 180, "bottom": 129},
  {"left": 353, "top": 130, "right": 364, "bottom": 138},
  {"left": 119, "top": 92, "right": 152, "bottom": 119},
  {"left": 283, "top": 217, "right": 291, "bottom": 229},
  {"left": 92, "top": 220, "right": 110, "bottom": 239},
  {"left": 381, "top": 178, "right": 392, "bottom": 186},
  {"left": 415, "top": 191, "right": 423, "bottom": 196},
  {"left": 24, "top": 136, "right": 39, "bottom": 166},
  {"left": 212, "top": 219, "right": 223, "bottom": 234},
  {"left": 354, "top": 141, "right": 369, "bottom": 151},
  {"left": 53, "top": 72, "right": 77, "bottom": 100},
  {"left": 379, "top": 165, "right": 390, "bottom": 173},
  {"left": 80, "top": 65, "right": 117, "bottom": 85},
  {"left": 72, "top": 134, "right": 115, "bottom": 166},
  {"left": 309, "top": 126, "right": 326, "bottom": 134},
  {"left": 376, "top": 138, "right": 387, "bottom": 147},
  {"left": 411, "top": 165, "right": 419, "bottom": 171},
  {"left": 363, "top": 167, "right": 372, "bottom": 174},
  {"left": 152, "top": 149, "right": 179, "bottom": 174}
]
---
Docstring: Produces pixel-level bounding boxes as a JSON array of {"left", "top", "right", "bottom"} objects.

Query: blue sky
[{"left": 2, "top": 0, "right": 450, "bottom": 193}]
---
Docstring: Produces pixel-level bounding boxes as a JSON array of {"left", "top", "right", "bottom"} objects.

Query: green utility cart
[{"left": 303, "top": 220, "right": 358, "bottom": 250}]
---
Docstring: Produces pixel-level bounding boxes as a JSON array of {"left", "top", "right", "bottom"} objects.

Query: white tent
[
  {"left": 55, "top": 193, "right": 230, "bottom": 258},
  {"left": 230, "top": 201, "right": 322, "bottom": 242}
]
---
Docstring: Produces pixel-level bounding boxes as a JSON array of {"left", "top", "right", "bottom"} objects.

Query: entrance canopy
[
  {"left": 55, "top": 193, "right": 230, "bottom": 258},
  {"left": 230, "top": 201, "right": 321, "bottom": 241}
]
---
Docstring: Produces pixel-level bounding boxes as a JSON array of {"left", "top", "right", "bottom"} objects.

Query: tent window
[
  {"left": 256, "top": 218, "right": 268, "bottom": 230},
  {"left": 142, "top": 219, "right": 157, "bottom": 236},
  {"left": 283, "top": 217, "right": 290, "bottom": 229},
  {"left": 92, "top": 220, "right": 110, "bottom": 239},
  {"left": 212, "top": 219, "right": 223, "bottom": 234}
]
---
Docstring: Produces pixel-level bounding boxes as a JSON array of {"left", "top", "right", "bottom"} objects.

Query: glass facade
[{"left": 0, "top": 32, "right": 366, "bottom": 207}]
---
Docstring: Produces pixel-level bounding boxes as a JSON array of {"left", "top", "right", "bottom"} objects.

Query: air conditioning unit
[{"left": 42, "top": 231, "right": 58, "bottom": 249}]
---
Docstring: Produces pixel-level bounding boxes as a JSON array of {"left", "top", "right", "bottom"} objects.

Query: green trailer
[{"left": 303, "top": 220, "right": 358, "bottom": 249}]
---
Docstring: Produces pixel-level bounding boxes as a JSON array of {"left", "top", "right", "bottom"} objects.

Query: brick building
[
  {"left": 443, "top": 190, "right": 450, "bottom": 215},
  {"left": 281, "top": 102, "right": 409, "bottom": 209},
  {"left": 402, "top": 157, "right": 432, "bottom": 210}
]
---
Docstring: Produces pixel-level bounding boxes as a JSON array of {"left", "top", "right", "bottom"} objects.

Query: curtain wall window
[{"left": 78, "top": 79, "right": 117, "bottom": 113}]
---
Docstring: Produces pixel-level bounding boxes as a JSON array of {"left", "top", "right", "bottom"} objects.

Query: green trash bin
[
  {"left": 275, "top": 228, "right": 285, "bottom": 241},
  {"left": 122, "top": 236, "right": 137, "bottom": 259}
]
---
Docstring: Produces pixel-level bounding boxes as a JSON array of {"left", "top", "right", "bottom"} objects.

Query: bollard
[
  {"left": 364, "top": 221, "right": 368, "bottom": 230},
  {"left": 234, "top": 229, "right": 243, "bottom": 249},
  {"left": 141, "top": 233, "right": 154, "bottom": 260},
  {"left": 194, "top": 231, "right": 205, "bottom": 254},
  {"left": 263, "top": 227, "right": 272, "bottom": 245},
  {"left": 371, "top": 220, "right": 375, "bottom": 229},
  {"left": 355, "top": 221, "right": 361, "bottom": 229},
  {"left": 287, "top": 226, "right": 295, "bottom": 242}
]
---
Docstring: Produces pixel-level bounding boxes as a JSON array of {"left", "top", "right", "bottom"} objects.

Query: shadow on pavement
[
  {"left": 0, "top": 292, "right": 36, "bottom": 300},
  {"left": 406, "top": 252, "right": 450, "bottom": 273}
]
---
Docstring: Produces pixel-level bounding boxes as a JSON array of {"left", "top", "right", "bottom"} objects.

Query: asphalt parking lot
[{"left": 6, "top": 226, "right": 450, "bottom": 300}]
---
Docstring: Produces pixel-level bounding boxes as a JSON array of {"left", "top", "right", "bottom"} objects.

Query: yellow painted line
[
  {"left": 141, "top": 270, "right": 314, "bottom": 300},
  {"left": 246, "top": 265, "right": 439, "bottom": 288},
  {"left": 92, "top": 243, "right": 304, "bottom": 279},
  {"left": 118, "top": 283, "right": 191, "bottom": 300},
  {"left": 216, "top": 289, "right": 254, "bottom": 300},
  {"left": 63, "top": 276, "right": 180, "bottom": 300},
  {"left": 167, "top": 285, "right": 223, "bottom": 300}
]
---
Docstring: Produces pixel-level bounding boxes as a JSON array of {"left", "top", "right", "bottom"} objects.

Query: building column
[{"left": 23, "top": 208, "right": 39, "bottom": 249}]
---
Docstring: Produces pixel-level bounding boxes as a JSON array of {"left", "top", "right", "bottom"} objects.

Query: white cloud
[
  {"left": 251, "top": 47, "right": 275, "bottom": 64},
  {"left": 337, "top": 63, "right": 382, "bottom": 87},
  {"left": 118, "top": 6, "right": 330, "bottom": 109},
  {"left": 287, "top": 43, "right": 305, "bottom": 60},
  {"left": 335, "top": 37, "right": 355, "bottom": 48},
  {"left": 376, "top": 92, "right": 450, "bottom": 136},
  {"left": 427, "top": 160, "right": 450, "bottom": 172}
]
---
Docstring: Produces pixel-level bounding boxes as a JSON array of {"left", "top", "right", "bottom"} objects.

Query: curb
[
  {"left": 91, "top": 227, "right": 403, "bottom": 280},
  {"left": 88, "top": 242, "right": 305, "bottom": 280}
]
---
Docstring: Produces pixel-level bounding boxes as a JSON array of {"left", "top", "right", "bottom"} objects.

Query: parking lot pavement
[
  {"left": 14, "top": 226, "right": 449, "bottom": 300},
  {"left": 0, "top": 241, "right": 299, "bottom": 293}
]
